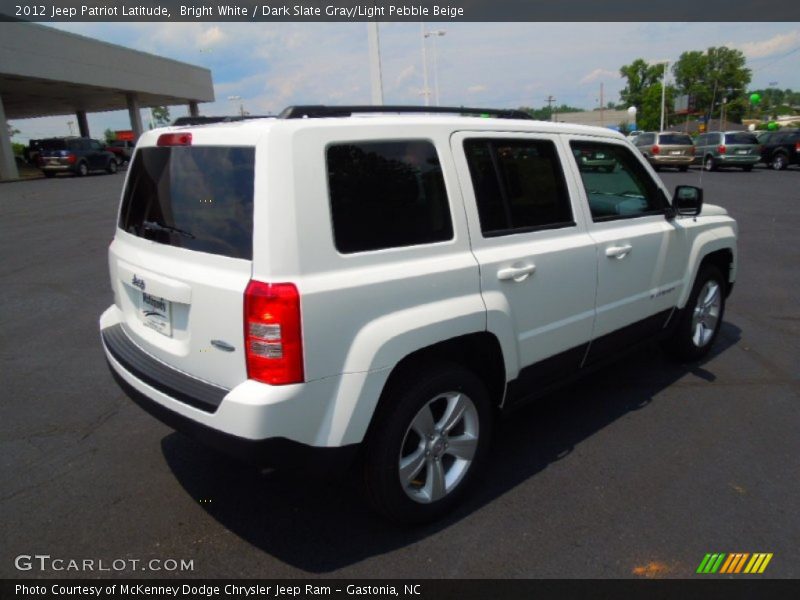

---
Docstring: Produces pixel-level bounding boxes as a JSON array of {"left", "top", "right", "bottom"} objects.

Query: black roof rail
[{"left": 278, "top": 105, "right": 533, "bottom": 120}]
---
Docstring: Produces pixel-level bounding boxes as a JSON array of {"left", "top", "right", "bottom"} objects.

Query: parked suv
[
  {"left": 757, "top": 129, "right": 800, "bottom": 170},
  {"left": 694, "top": 131, "right": 760, "bottom": 171},
  {"left": 100, "top": 106, "right": 737, "bottom": 523},
  {"left": 104, "top": 140, "right": 135, "bottom": 166},
  {"left": 38, "top": 137, "right": 118, "bottom": 177},
  {"left": 634, "top": 131, "right": 695, "bottom": 171}
]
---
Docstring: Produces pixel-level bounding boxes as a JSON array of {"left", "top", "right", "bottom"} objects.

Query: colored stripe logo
[{"left": 697, "top": 553, "right": 773, "bottom": 574}]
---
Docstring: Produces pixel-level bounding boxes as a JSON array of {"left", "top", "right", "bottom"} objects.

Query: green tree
[
  {"left": 636, "top": 83, "right": 676, "bottom": 130},
  {"left": 150, "top": 106, "right": 171, "bottom": 128},
  {"left": 103, "top": 128, "right": 116, "bottom": 143},
  {"left": 619, "top": 58, "right": 664, "bottom": 110},
  {"left": 672, "top": 47, "right": 751, "bottom": 123},
  {"left": 7, "top": 122, "right": 20, "bottom": 138},
  {"left": 519, "top": 104, "right": 584, "bottom": 121}
]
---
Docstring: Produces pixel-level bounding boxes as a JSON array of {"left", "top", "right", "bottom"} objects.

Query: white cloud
[
  {"left": 467, "top": 84, "right": 488, "bottom": 94},
  {"left": 735, "top": 31, "right": 800, "bottom": 59},
  {"left": 580, "top": 68, "right": 619, "bottom": 85},
  {"left": 197, "top": 26, "right": 226, "bottom": 48}
]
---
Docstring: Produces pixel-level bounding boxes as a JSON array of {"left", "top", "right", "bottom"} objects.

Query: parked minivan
[
  {"left": 634, "top": 132, "right": 695, "bottom": 171},
  {"left": 694, "top": 131, "right": 760, "bottom": 171}
]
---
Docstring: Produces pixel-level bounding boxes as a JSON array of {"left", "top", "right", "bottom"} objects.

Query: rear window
[
  {"left": 118, "top": 146, "right": 255, "bottom": 260},
  {"left": 724, "top": 133, "right": 759, "bottom": 145},
  {"left": 326, "top": 140, "right": 453, "bottom": 254},
  {"left": 39, "top": 139, "right": 68, "bottom": 150},
  {"left": 658, "top": 134, "right": 693, "bottom": 145}
]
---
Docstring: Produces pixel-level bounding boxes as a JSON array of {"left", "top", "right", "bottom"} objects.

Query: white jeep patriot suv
[{"left": 100, "top": 105, "right": 737, "bottom": 523}]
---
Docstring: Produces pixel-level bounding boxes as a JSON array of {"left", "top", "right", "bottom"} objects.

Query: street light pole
[
  {"left": 660, "top": 60, "right": 669, "bottom": 131},
  {"left": 420, "top": 23, "right": 430, "bottom": 106},
  {"left": 367, "top": 23, "right": 384, "bottom": 105},
  {"left": 425, "top": 30, "right": 446, "bottom": 106}
]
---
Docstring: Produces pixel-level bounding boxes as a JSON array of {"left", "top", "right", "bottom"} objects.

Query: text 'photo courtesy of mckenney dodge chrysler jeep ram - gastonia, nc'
[{"left": 100, "top": 105, "right": 737, "bottom": 524}]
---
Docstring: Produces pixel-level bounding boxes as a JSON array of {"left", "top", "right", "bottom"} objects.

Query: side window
[
  {"left": 463, "top": 138, "right": 573, "bottom": 236},
  {"left": 570, "top": 141, "right": 666, "bottom": 221},
  {"left": 696, "top": 135, "right": 705, "bottom": 146},
  {"left": 90, "top": 140, "right": 103, "bottom": 151},
  {"left": 326, "top": 140, "right": 453, "bottom": 254}
]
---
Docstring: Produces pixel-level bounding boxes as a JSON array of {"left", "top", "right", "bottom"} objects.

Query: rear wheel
[
  {"left": 704, "top": 156, "right": 717, "bottom": 171},
  {"left": 43, "top": 171, "right": 56, "bottom": 178},
  {"left": 742, "top": 165, "right": 753, "bottom": 172},
  {"left": 771, "top": 153, "right": 788, "bottom": 171},
  {"left": 106, "top": 159, "right": 118, "bottom": 174},
  {"left": 664, "top": 265, "right": 726, "bottom": 361},
  {"left": 362, "top": 363, "right": 493, "bottom": 524},
  {"left": 75, "top": 162, "right": 89, "bottom": 177},
  {"left": 679, "top": 165, "right": 689, "bottom": 172}
]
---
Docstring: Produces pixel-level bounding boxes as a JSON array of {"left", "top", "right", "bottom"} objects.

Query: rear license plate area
[{"left": 138, "top": 292, "right": 172, "bottom": 337}]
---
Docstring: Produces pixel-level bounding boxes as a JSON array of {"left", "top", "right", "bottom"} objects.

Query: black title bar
[{"left": 2, "top": 0, "right": 798, "bottom": 22}]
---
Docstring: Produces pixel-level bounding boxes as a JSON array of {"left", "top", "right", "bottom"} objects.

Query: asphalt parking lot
[{"left": 1, "top": 165, "right": 798, "bottom": 579}]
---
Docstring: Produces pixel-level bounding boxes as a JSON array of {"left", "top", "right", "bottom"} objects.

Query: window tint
[
  {"left": 90, "top": 140, "right": 104, "bottom": 151},
  {"left": 724, "top": 133, "right": 758, "bottom": 145},
  {"left": 119, "top": 146, "right": 255, "bottom": 260},
  {"left": 659, "top": 133, "right": 693, "bottom": 145},
  {"left": 463, "top": 139, "right": 573, "bottom": 236},
  {"left": 638, "top": 133, "right": 655, "bottom": 145},
  {"left": 571, "top": 141, "right": 666, "bottom": 221},
  {"left": 326, "top": 140, "right": 453, "bottom": 253}
]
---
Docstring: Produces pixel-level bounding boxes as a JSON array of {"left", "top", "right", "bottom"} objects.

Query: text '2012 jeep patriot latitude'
[{"left": 100, "top": 105, "right": 737, "bottom": 523}]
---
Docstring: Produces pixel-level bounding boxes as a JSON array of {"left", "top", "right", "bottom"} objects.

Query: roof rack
[{"left": 278, "top": 105, "right": 533, "bottom": 120}]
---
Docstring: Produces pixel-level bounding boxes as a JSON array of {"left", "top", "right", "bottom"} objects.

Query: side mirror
[{"left": 672, "top": 185, "right": 703, "bottom": 217}]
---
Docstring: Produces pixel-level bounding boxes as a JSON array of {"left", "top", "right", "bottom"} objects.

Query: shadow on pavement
[{"left": 162, "top": 322, "right": 741, "bottom": 572}]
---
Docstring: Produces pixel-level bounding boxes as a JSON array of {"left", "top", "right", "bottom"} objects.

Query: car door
[
  {"left": 565, "top": 136, "right": 688, "bottom": 364},
  {"left": 451, "top": 131, "right": 598, "bottom": 399},
  {"left": 88, "top": 139, "right": 106, "bottom": 169}
]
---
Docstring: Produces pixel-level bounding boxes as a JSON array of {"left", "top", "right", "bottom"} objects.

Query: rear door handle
[
  {"left": 605, "top": 244, "right": 633, "bottom": 259},
  {"left": 497, "top": 263, "right": 536, "bottom": 282}
]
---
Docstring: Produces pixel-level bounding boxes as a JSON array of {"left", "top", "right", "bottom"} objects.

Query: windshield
[{"left": 118, "top": 146, "right": 255, "bottom": 260}]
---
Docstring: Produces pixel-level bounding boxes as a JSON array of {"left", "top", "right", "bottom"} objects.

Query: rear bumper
[
  {"left": 108, "top": 367, "right": 357, "bottom": 472},
  {"left": 100, "top": 305, "right": 360, "bottom": 471},
  {"left": 650, "top": 155, "right": 693, "bottom": 165}
]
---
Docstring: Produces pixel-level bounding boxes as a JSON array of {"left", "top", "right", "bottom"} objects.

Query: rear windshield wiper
[{"left": 141, "top": 220, "right": 195, "bottom": 239}]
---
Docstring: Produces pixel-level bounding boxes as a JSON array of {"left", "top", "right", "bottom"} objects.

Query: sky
[{"left": 10, "top": 21, "right": 800, "bottom": 142}]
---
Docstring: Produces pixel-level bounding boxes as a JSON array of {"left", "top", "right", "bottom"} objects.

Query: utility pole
[
  {"left": 600, "top": 82, "right": 605, "bottom": 126},
  {"left": 546, "top": 95, "right": 556, "bottom": 121},
  {"left": 367, "top": 23, "right": 384, "bottom": 105}
]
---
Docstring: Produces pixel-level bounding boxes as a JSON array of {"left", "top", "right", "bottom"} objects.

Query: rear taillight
[
  {"left": 795, "top": 142, "right": 800, "bottom": 152},
  {"left": 66, "top": 153, "right": 77, "bottom": 164},
  {"left": 718, "top": 145, "right": 726, "bottom": 154},
  {"left": 690, "top": 146, "right": 696, "bottom": 155},
  {"left": 157, "top": 132, "right": 192, "bottom": 146},
  {"left": 652, "top": 145, "right": 660, "bottom": 155},
  {"left": 244, "top": 281, "right": 304, "bottom": 385}
]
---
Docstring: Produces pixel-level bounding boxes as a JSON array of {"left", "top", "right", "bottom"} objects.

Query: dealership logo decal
[
  {"left": 696, "top": 553, "right": 773, "bottom": 574},
  {"left": 132, "top": 275, "right": 145, "bottom": 291}
]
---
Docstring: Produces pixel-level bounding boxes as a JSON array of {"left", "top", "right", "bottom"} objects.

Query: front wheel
[
  {"left": 771, "top": 153, "right": 788, "bottom": 171},
  {"left": 362, "top": 363, "right": 493, "bottom": 524},
  {"left": 664, "top": 265, "right": 726, "bottom": 361}
]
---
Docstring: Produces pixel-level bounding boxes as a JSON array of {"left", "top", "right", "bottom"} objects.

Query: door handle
[
  {"left": 497, "top": 263, "right": 536, "bottom": 282},
  {"left": 605, "top": 244, "right": 633, "bottom": 259}
]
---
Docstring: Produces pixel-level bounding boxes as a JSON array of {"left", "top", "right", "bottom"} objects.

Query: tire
[
  {"left": 742, "top": 165, "right": 753, "bottom": 172},
  {"left": 362, "top": 362, "right": 493, "bottom": 524},
  {"left": 679, "top": 165, "right": 689, "bottom": 172},
  {"left": 771, "top": 153, "right": 788, "bottom": 171},
  {"left": 75, "top": 162, "right": 89, "bottom": 177},
  {"left": 703, "top": 156, "right": 717, "bottom": 172},
  {"left": 43, "top": 171, "right": 56, "bottom": 178},
  {"left": 106, "top": 160, "right": 118, "bottom": 174},
  {"left": 664, "top": 265, "right": 726, "bottom": 362}
]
